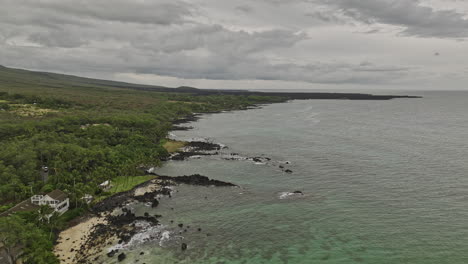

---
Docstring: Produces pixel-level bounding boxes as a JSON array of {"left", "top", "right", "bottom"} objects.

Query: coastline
[
  {"left": 1, "top": 65, "right": 433, "bottom": 264},
  {"left": 54, "top": 216, "right": 108, "bottom": 264},
  {"left": 53, "top": 102, "right": 299, "bottom": 263},
  {"left": 53, "top": 95, "right": 421, "bottom": 263},
  {"left": 53, "top": 109, "right": 242, "bottom": 264},
  {"left": 54, "top": 108, "right": 243, "bottom": 264},
  {"left": 53, "top": 174, "right": 238, "bottom": 263}
]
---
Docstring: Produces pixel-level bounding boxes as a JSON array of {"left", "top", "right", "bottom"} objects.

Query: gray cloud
[
  {"left": 32, "top": 0, "right": 192, "bottom": 25},
  {"left": 128, "top": 24, "right": 306, "bottom": 54},
  {"left": 235, "top": 5, "right": 254, "bottom": 13},
  {"left": 0, "top": 39, "right": 411, "bottom": 85},
  {"left": 325, "top": 0, "right": 468, "bottom": 38},
  {"left": 0, "top": 0, "right": 467, "bottom": 89}
]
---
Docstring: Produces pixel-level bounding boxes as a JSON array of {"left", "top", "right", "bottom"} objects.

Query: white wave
[
  {"left": 188, "top": 137, "right": 209, "bottom": 142},
  {"left": 159, "top": 231, "right": 172, "bottom": 247},
  {"left": 278, "top": 191, "right": 304, "bottom": 200},
  {"left": 168, "top": 132, "right": 178, "bottom": 140},
  {"left": 108, "top": 222, "right": 177, "bottom": 252},
  {"left": 221, "top": 154, "right": 249, "bottom": 161}
]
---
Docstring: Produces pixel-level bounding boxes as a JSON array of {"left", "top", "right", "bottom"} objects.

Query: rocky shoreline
[
  {"left": 55, "top": 174, "right": 237, "bottom": 264},
  {"left": 55, "top": 109, "right": 295, "bottom": 264}
]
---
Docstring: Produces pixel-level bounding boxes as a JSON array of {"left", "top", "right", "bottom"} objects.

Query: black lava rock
[
  {"left": 107, "top": 250, "right": 117, "bottom": 258},
  {"left": 118, "top": 253, "right": 126, "bottom": 262},
  {"left": 157, "top": 174, "right": 236, "bottom": 187}
]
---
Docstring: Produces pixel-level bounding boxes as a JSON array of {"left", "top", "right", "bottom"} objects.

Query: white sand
[{"left": 54, "top": 216, "right": 107, "bottom": 264}]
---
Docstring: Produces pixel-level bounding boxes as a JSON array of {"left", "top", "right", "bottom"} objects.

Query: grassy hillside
[{"left": 0, "top": 65, "right": 183, "bottom": 109}]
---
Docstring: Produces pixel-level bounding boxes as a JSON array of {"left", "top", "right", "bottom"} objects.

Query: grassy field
[{"left": 109, "top": 175, "right": 157, "bottom": 194}]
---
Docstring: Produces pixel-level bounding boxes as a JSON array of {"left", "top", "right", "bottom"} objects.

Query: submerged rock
[
  {"left": 107, "top": 250, "right": 117, "bottom": 258},
  {"left": 118, "top": 253, "right": 126, "bottom": 262}
]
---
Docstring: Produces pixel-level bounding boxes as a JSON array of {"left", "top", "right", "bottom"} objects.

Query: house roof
[{"left": 46, "top": 189, "right": 68, "bottom": 201}]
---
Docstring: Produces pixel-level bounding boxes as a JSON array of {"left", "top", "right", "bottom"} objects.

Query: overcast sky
[{"left": 2, "top": 0, "right": 468, "bottom": 90}]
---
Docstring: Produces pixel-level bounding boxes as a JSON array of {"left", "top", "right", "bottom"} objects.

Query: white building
[
  {"left": 31, "top": 189, "right": 70, "bottom": 215},
  {"left": 99, "top": 180, "right": 112, "bottom": 191}
]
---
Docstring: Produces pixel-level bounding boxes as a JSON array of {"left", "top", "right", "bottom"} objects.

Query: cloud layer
[
  {"left": 1, "top": 0, "right": 468, "bottom": 89},
  {"left": 326, "top": 0, "right": 468, "bottom": 38}
]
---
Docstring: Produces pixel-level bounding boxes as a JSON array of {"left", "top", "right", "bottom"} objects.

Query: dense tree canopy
[
  {"left": 0, "top": 89, "right": 285, "bottom": 206},
  {"left": 0, "top": 215, "right": 58, "bottom": 264}
]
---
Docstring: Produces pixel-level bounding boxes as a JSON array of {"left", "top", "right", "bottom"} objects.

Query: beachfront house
[
  {"left": 0, "top": 190, "right": 70, "bottom": 218},
  {"left": 30, "top": 189, "right": 70, "bottom": 215}
]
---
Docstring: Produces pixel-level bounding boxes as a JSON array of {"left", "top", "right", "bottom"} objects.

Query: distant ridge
[{"left": 0, "top": 65, "right": 420, "bottom": 100}]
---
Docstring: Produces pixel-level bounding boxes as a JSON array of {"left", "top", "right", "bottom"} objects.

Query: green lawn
[{"left": 109, "top": 175, "right": 156, "bottom": 194}]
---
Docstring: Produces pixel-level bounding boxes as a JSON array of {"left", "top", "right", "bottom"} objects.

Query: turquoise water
[{"left": 119, "top": 91, "right": 468, "bottom": 264}]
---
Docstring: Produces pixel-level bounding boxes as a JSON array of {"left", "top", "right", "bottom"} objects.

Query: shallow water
[{"left": 118, "top": 91, "right": 468, "bottom": 264}]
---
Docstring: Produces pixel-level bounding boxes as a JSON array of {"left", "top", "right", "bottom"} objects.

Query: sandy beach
[
  {"left": 54, "top": 216, "right": 108, "bottom": 264},
  {"left": 52, "top": 171, "right": 238, "bottom": 264}
]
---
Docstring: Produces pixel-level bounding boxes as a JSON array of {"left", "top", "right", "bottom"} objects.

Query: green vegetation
[
  {"left": 109, "top": 175, "right": 156, "bottom": 194},
  {"left": 0, "top": 215, "right": 58, "bottom": 264},
  {"left": 0, "top": 66, "right": 285, "bottom": 204},
  {"left": 0, "top": 66, "right": 287, "bottom": 262}
]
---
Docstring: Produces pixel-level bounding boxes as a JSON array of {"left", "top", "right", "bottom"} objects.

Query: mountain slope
[{"left": 0, "top": 65, "right": 420, "bottom": 100}]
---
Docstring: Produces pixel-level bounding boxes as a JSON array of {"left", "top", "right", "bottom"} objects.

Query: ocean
[{"left": 120, "top": 91, "right": 468, "bottom": 264}]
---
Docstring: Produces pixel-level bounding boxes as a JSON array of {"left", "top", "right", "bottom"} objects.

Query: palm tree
[{"left": 37, "top": 204, "right": 54, "bottom": 224}]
